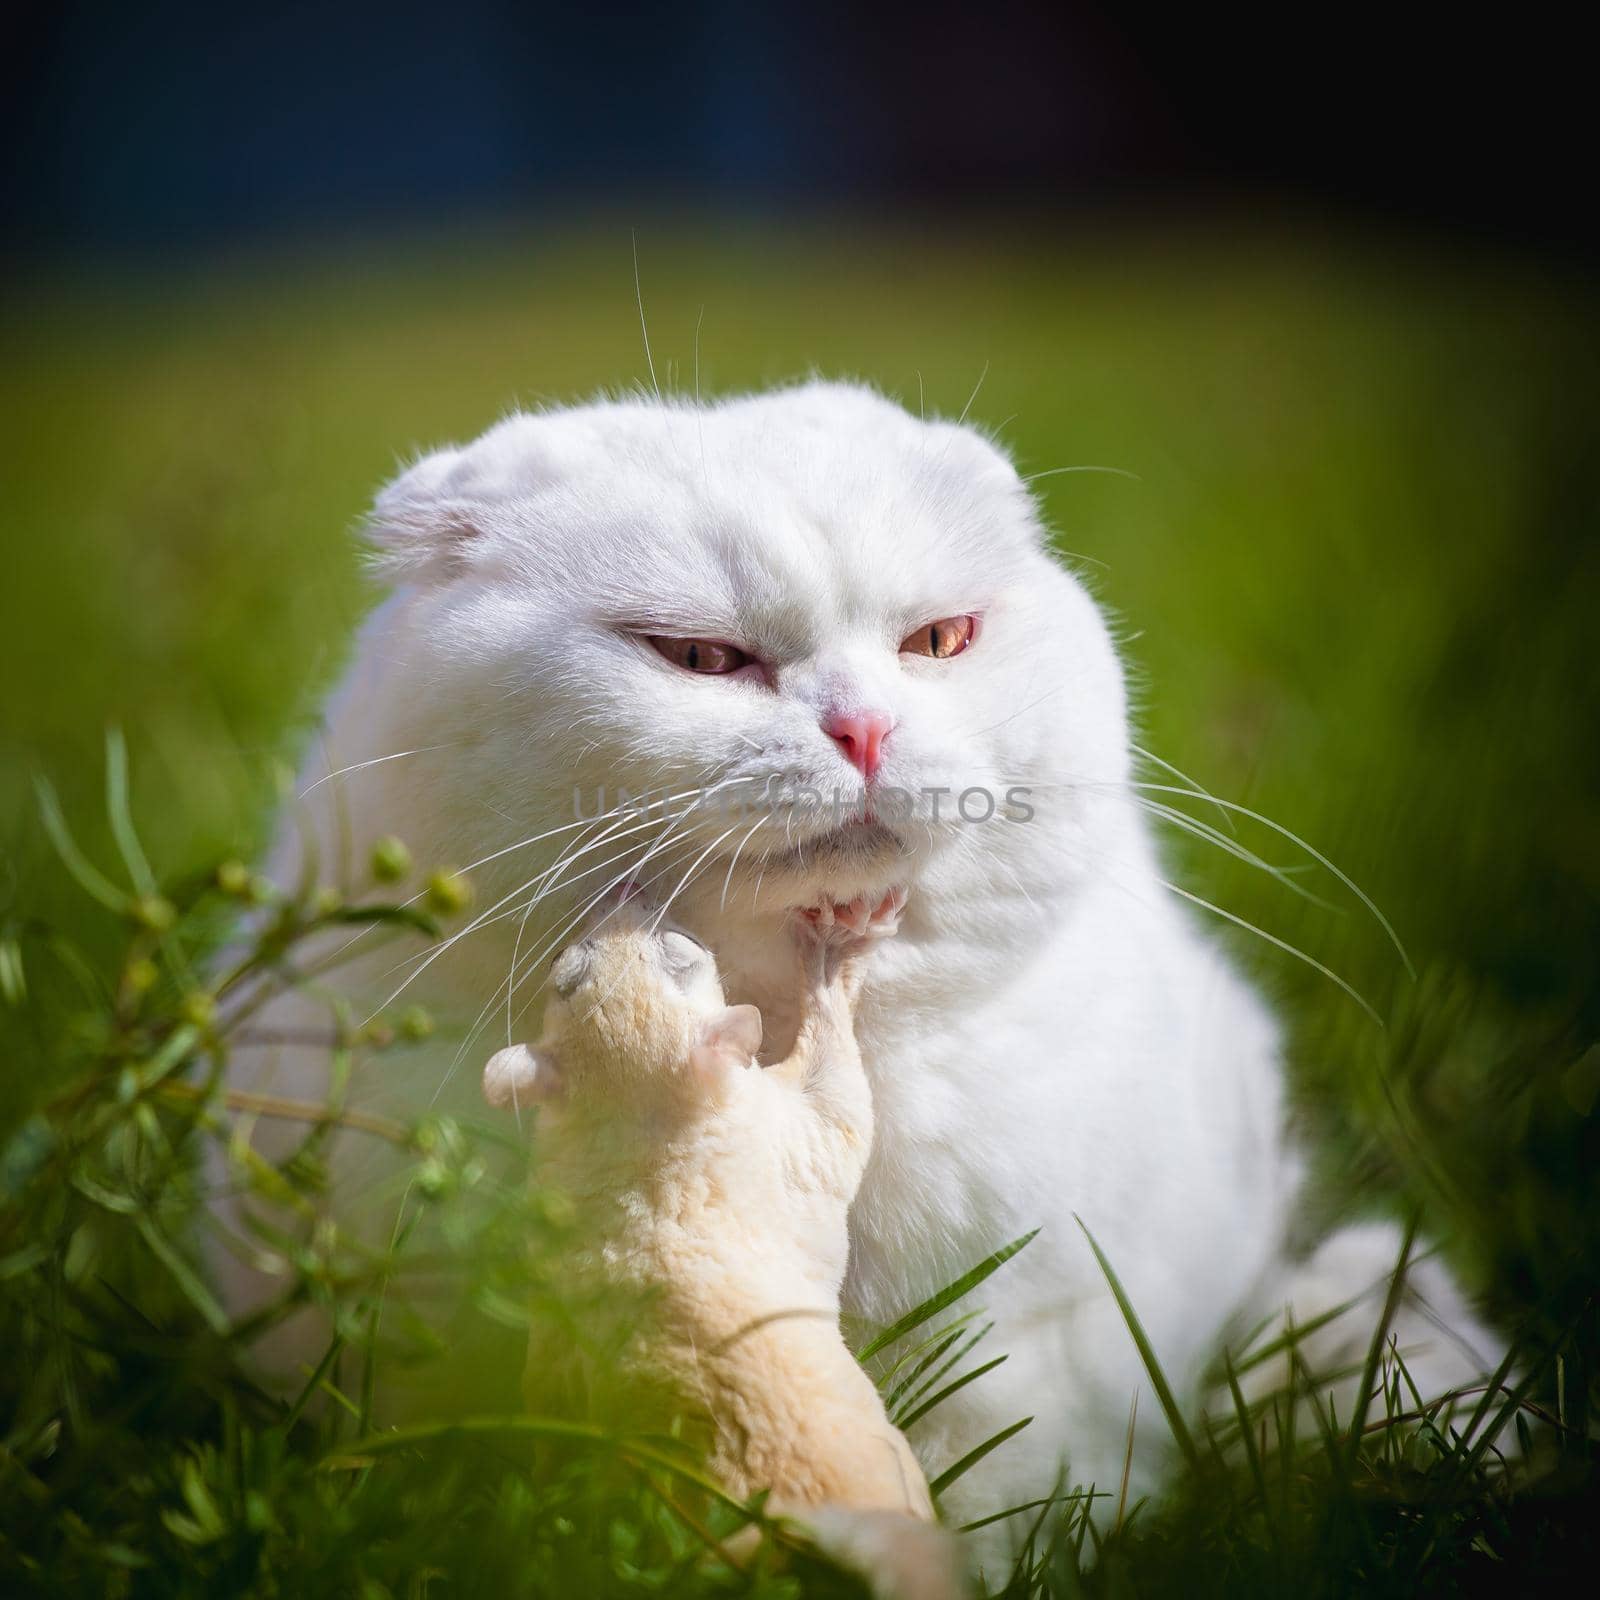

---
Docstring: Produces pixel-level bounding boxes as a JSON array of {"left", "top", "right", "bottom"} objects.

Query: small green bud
[
  {"left": 398, "top": 1005, "right": 434, "bottom": 1041},
  {"left": 416, "top": 1156, "right": 450, "bottom": 1198},
  {"left": 215, "top": 860, "right": 252, "bottom": 896},
  {"left": 124, "top": 957, "right": 160, "bottom": 996},
  {"left": 311, "top": 886, "right": 343, "bottom": 918},
  {"left": 244, "top": 1491, "right": 274, "bottom": 1534},
  {"left": 362, "top": 1020, "right": 396, "bottom": 1049},
  {"left": 370, "top": 835, "right": 412, "bottom": 884},
  {"left": 131, "top": 895, "right": 176, "bottom": 932},
  {"left": 425, "top": 870, "right": 472, "bottom": 917},
  {"left": 179, "top": 991, "right": 216, "bottom": 1029}
]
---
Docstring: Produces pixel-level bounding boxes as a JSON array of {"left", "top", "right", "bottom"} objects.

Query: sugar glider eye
[
  {"left": 648, "top": 636, "right": 751, "bottom": 675},
  {"left": 658, "top": 929, "right": 711, "bottom": 977},
  {"left": 900, "top": 615, "right": 976, "bottom": 660},
  {"left": 551, "top": 942, "right": 593, "bottom": 997}
]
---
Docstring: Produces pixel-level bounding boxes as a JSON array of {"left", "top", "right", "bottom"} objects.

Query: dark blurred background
[{"left": 5, "top": 0, "right": 1592, "bottom": 265}]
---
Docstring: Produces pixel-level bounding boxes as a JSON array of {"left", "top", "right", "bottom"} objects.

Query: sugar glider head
[{"left": 481, "top": 895, "right": 763, "bottom": 1118}]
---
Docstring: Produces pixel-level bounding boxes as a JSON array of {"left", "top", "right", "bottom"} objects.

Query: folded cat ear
[
  {"left": 482, "top": 1044, "right": 562, "bottom": 1111},
  {"left": 688, "top": 1004, "right": 764, "bottom": 1086},
  {"left": 367, "top": 448, "right": 488, "bottom": 583}
]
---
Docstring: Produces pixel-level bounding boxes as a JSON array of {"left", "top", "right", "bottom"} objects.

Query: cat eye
[
  {"left": 900, "top": 615, "right": 976, "bottom": 660},
  {"left": 647, "top": 636, "right": 752, "bottom": 675}
]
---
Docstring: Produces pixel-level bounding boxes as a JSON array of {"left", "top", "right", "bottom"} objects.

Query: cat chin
[
  {"left": 729, "top": 821, "right": 915, "bottom": 909},
  {"left": 769, "top": 817, "right": 903, "bottom": 861}
]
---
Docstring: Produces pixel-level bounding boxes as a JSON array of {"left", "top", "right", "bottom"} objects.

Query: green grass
[{"left": 2, "top": 216, "right": 1597, "bottom": 1591}]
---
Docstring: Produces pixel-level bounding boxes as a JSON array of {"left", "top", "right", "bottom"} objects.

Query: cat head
[
  {"left": 366, "top": 380, "right": 1129, "bottom": 927},
  {"left": 480, "top": 894, "right": 763, "bottom": 1116}
]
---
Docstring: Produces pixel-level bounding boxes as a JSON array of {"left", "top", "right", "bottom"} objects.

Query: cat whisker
[
  {"left": 298, "top": 743, "right": 455, "bottom": 798},
  {"left": 1136, "top": 798, "right": 1342, "bottom": 911},
  {"left": 632, "top": 230, "right": 661, "bottom": 405},
  {"left": 445, "top": 858, "right": 653, "bottom": 1103},
  {"left": 496, "top": 826, "right": 711, "bottom": 1044},
  {"left": 497, "top": 806, "right": 675, "bottom": 1041},
  {"left": 368, "top": 796, "right": 696, "bottom": 1014},
  {"left": 1023, "top": 464, "right": 1142, "bottom": 485},
  {"left": 718, "top": 813, "right": 768, "bottom": 913},
  {"left": 1060, "top": 829, "right": 1378, "bottom": 1022},
  {"left": 693, "top": 304, "right": 710, "bottom": 488},
  {"left": 297, "top": 805, "right": 641, "bottom": 982},
  {"left": 954, "top": 360, "right": 989, "bottom": 429},
  {"left": 483, "top": 774, "right": 752, "bottom": 1036},
  {"left": 444, "top": 818, "right": 715, "bottom": 1095},
  {"left": 646, "top": 820, "right": 752, "bottom": 936},
  {"left": 958, "top": 755, "right": 1407, "bottom": 976},
  {"left": 1132, "top": 783, "right": 1414, "bottom": 979},
  {"left": 1129, "top": 742, "right": 1236, "bottom": 833},
  {"left": 1160, "top": 876, "right": 1384, "bottom": 1027}
]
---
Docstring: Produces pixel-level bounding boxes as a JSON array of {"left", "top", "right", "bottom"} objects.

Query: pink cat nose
[{"left": 822, "top": 710, "right": 894, "bottom": 781}]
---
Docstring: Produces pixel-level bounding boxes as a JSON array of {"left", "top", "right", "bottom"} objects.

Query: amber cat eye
[
  {"left": 648, "top": 636, "right": 751, "bottom": 674},
  {"left": 900, "top": 615, "right": 976, "bottom": 660}
]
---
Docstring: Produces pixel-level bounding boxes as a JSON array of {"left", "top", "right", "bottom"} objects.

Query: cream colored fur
[{"left": 482, "top": 890, "right": 958, "bottom": 1594}]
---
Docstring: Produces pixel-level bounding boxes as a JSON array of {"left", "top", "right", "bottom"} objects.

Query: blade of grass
[
  {"left": 928, "top": 1415, "right": 1032, "bottom": 1499},
  {"left": 134, "top": 1215, "right": 230, "bottom": 1336},
  {"left": 35, "top": 776, "right": 130, "bottom": 913},
  {"left": 1344, "top": 1214, "right": 1418, "bottom": 1471},
  {"left": 878, "top": 1309, "right": 985, "bottom": 1398},
  {"left": 1231, "top": 1294, "right": 1362, "bottom": 1375},
  {"left": 282, "top": 1334, "right": 346, "bottom": 1432},
  {"left": 1453, "top": 1356, "right": 1550, "bottom": 1484},
  {"left": 0, "top": 934, "right": 26, "bottom": 1006},
  {"left": 891, "top": 1320, "right": 994, "bottom": 1418},
  {"left": 104, "top": 728, "right": 157, "bottom": 899},
  {"left": 1223, "top": 1354, "right": 1275, "bottom": 1554},
  {"left": 1455, "top": 1337, "right": 1522, "bottom": 1451},
  {"left": 1076, "top": 1216, "right": 1198, "bottom": 1467},
  {"left": 855, "top": 1228, "right": 1037, "bottom": 1363},
  {"left": 1114, "top": 1387, "right": 1138, "bottom": 1532},
  {"left": 896, "top": 1355, "right": 1008, "bottom": 1431},
  {"left": 881, "top": 1321, "right": 962, "bottom": 1405},
  {"left": 957, "top": 1489, "right": 1098, "bottom": 1535}
]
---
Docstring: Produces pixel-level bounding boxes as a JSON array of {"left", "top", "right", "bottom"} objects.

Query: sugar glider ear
[
  {"left": 482, "top": 1044, "right": 562, "bottom": 1111},
  {"left": 688, "top": 1005, "right": 763, "bottom": 1085},
  {"left": 367, "top": 448, "right": 487, "bottom": 583}
]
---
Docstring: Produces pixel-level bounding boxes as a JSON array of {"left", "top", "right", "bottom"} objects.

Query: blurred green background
[{"left": 2, "top": 218, "right": 1598, "bottom": 1342}]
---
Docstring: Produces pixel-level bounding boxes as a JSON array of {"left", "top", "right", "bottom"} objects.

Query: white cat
[{"left": 226, "top": 380, "right": 1499, "bottom": 1538}]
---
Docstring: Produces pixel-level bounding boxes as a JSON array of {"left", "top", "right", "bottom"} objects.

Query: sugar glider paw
[
  {"left": 797, "top": 886, "right": 907, "bottom": 940},
  {"left": 794, "top": 887, "right": 905, "bottom": 997},
  {"left": 482, "top": 1043, "right": 559, "bottom": 1111}
]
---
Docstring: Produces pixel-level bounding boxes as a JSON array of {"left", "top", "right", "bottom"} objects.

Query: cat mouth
[{"left": 756, "top": 818, "right": 906, "bottom": 872}]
